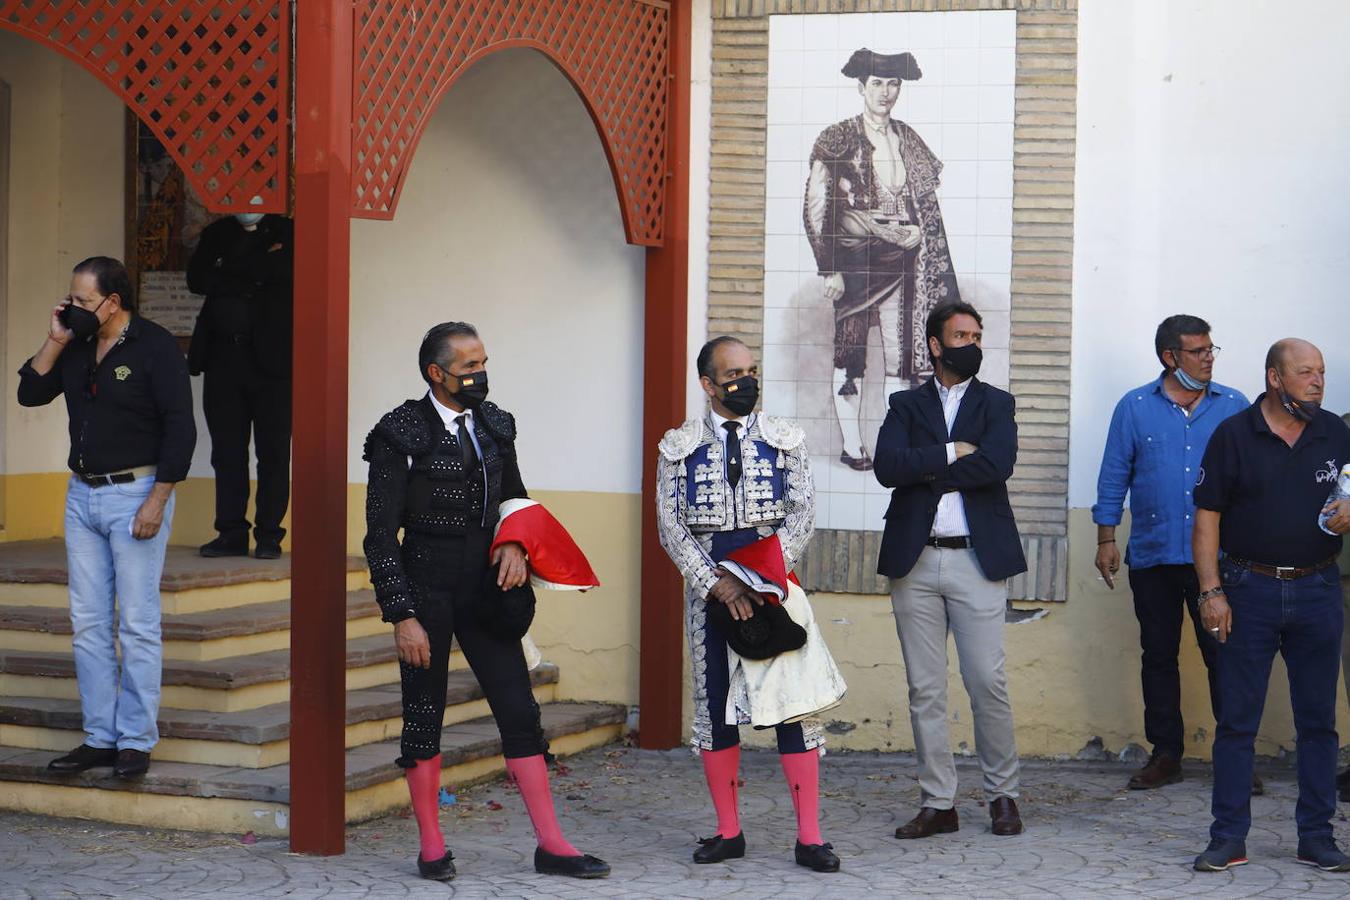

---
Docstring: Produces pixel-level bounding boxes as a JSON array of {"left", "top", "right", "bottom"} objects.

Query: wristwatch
[{"left": 1198, "top": 586, "right": 1226, "bottom": 603}]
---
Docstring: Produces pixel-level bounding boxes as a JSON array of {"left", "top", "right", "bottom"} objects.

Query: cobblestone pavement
[{"left": 3, "top": 747, "right": 1350, "bottom": 899}]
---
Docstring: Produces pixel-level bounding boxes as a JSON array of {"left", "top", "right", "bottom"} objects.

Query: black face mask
[
  {"left": 719, "top": 375, "right": 759, "bottom": 417},
  {"left": 1276, "top": 374, "right": 1319, "bottom": 423},
  {"left": 937, "top": 342, "right": 982, "bottom": 380},
  {"left": 444, "top": 370, "right": 489, "bottom": 409},
  {"left": 59, "top": 297, "right": 108, "bottom": 341}
]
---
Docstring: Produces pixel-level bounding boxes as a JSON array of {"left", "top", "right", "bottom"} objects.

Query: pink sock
[
  {"left": 505, "top": 755, "right": 580, "bottom": 857},
  {"left": 780, "top": 750, "right": 823, "bottom": 846},
  {"left": 406, "top": 756, "right": 446, "bottom": 861},
  {"left": 701, "top": 745, "right": 742, "bottom": 838}
]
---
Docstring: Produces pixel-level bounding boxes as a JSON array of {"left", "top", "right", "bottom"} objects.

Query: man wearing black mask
[
  {"left": 655, "top": 336, "right": 838, "bottom": 873},
  {"left": 873, "top": 300, "right": 1027, "bottom": 840},
  {"left": 187, "top": 202, "right": 294, "bottom": 559},
  {"left": 362, "top": 322, "right": 609, "bottom": 882}
]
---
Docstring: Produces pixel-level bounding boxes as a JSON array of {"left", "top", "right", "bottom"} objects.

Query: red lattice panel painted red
[
  {"left": 353, "top": 0, "right": 669, "bottom": 246},
  {"left": 1, "top": 0, "right": 289, "bottom": 213}
]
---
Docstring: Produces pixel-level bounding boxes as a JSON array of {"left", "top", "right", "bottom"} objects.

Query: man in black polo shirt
[
  {"left": 17, "top": 256, "right": 195, "bottom": 779},
  {"left": 1191, "top": 338, "right": 1350, "bottom": 873}
]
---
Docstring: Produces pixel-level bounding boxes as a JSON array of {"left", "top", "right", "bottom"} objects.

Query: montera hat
[{"left": 841, "top": 48, "right": 922, "bottom": 81}]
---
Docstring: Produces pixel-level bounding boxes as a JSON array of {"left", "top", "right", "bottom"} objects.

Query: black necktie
[
  {"left": 456, "top": 414, "right": 479, "bottom": 472},
  {"left": 723, "top": 421, "right": 742, "bottom": 488}
]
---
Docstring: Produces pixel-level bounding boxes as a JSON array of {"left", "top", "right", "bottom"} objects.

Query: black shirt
[
  {"left": 1193, "top": 395, "right": 1350, "bottom": 567},
  {"left": 17, "top": 315, "right": 197, "bottom": 482}
]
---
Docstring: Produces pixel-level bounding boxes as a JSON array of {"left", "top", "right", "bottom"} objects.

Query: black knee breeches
[{"left": 395, "top": 530, "right": 546, "bottom": 765}]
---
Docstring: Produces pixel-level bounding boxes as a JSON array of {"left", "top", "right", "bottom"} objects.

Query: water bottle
[{"left": 1318, "top": 464, "right": 1350, "bottom": 535}]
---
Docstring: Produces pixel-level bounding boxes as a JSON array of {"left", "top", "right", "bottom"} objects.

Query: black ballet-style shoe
[
  {"left": 795, "top": 840, "right": 840, "bottom": 873},
  {"left": 693, "top": 832, "right": 746, "bottom": 864},
  {"left": 533, "top": 847, "right": 611, "bottom": 879},
  {"left": 416, "top": 849, "right": 456, "bottom": 881}
]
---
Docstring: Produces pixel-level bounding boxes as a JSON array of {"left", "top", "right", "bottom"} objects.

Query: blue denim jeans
[
  {"left": 64, "top": 475, "right": 174, "bottom": 752},
  {"left": 1210, "top": 560, "right": 1342, "bottom": 842}
]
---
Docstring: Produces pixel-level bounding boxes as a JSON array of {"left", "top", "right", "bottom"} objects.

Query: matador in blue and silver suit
[{"left": 657, "top": 411, "right": 819, "bottom": 754}]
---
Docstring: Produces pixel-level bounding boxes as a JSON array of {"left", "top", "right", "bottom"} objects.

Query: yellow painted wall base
[
  {"left": 0, "top": 474, "right": 70, "bottom": 543},
  {"left": 727, "top": 507, "right": 1350, "bottom": 761}
]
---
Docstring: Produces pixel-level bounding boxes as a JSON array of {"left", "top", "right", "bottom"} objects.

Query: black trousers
[
  {"left": 397, "top": 529, "right": 546, "bottom": 765},
  {"left": 202, "top": 348, "right": 291, "bottom": 544},
  {"left": 1127, "top": 563, "right": 1221, "bottom": 758}
]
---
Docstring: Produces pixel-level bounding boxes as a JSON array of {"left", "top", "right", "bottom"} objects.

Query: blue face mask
[
  {"left": 1173, "top": 366, "right": 1208, "bottom": 392},
  {"left": 235, "top": 212, "right": 265, "bottom": 227}
]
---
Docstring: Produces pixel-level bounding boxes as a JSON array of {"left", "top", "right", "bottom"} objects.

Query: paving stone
[{"left": 3, "top": 747, "right": 1347, "bottom": 898}]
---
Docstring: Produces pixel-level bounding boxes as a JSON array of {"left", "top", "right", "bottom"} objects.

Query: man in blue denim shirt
[{"left": 1092, "top": 316, "right": 1247, "bottom": 791}]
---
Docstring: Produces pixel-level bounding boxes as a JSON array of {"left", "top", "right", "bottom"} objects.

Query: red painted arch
[
  {"left": 0, "top": 0, "right": 289, "bottom": 213},
  {"left": 351, "top": 0, "right": 669, "bottom": 247}
]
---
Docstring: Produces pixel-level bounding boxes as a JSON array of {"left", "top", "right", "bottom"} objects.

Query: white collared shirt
[
  {"left": 932, "top": 378, "right": 972, "bottom": 538},
  {"left": 709, "top": 408, "right": 754, "bottom": 458}
]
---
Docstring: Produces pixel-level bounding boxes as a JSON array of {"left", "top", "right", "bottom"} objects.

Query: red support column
[
  {"left": 289, "top": 1, "right": 353, "bottom": 855},
  {"left": 639, "top": 0, "right": 692, "bottom": 750}
]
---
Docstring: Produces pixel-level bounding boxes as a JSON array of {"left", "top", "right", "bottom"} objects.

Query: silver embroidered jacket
[{"left": 656, "top": 412, "right": 815, "bottom": 596}]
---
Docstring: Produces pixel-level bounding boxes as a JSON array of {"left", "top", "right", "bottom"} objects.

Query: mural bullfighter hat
[{"left": 841, "top": 48, "right": 923, "bottom": 81}]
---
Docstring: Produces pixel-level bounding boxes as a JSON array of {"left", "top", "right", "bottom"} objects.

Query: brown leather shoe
[
  {"left": 894, "top": 807, "right": 958, "bottom": 839},
  {"left": 1127, "top": 753, "right": 1182, "bottom": 790},
  {"left": 990, "top": 797, "right": 1023, "bottom": 836}
]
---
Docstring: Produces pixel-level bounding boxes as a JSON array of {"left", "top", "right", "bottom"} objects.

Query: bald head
[
  {"left": 1264, "top": 338, "right": 1325, "bottom": 406},
  {"left": 1264, "top": 338, "right": 1319, "bottom": 375}
]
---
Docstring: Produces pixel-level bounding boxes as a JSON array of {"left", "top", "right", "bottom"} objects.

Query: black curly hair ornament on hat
[{"left": 841, "top": 48, "right": 923, "bottom": 81}]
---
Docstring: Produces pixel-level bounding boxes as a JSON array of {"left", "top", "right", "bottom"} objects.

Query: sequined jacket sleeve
[
  {"left": 775, "top": 442, "right": 816, "bottom": 571},
  {"left": 656, "top": 452, "right": 720, "bottom": 598},
  {"left": 362, "top": 431, "right": 416, "bottom": 624}
]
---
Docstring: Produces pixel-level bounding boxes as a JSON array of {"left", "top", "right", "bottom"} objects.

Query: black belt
[
  {"left": 926, "top": 535, "right": 972, "bottom": 550},
  {"left": 1227, "top": 555, "right": 1338, "bottom": 581},
  {"left": 76, "top": 464, "right": 157, "bottom": 488}
]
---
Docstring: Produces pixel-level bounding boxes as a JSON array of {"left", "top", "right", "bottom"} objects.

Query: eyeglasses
[{"left": 1171, "top": 345, "right": 1221, "bottom": 360}]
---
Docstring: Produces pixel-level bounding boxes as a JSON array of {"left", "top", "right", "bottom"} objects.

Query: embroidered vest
[
  {"left": 682, "top": 427, "right": 788, "bottom": 531},
  {"left": 403, "top": 414, "right": 504, "bottom": 537}
]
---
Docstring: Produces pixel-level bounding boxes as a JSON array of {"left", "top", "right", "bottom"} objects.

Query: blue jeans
[
  {"left": 64, "top": 475, "right": 174, "bottom": 752},
  {"left": 1210, "top": 560, "right": 1342, "bottom": 842}
]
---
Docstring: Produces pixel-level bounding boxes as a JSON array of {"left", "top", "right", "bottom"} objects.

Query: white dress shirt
[
  {"left": 932, "top": 378, "right": 972, "bottom": 538},
  {"left": 709, "top": 409, "right": 754, "bottom": 460}
]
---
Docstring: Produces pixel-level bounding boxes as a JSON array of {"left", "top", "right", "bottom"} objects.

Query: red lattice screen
[
  {"left": 352, "top": 0, "right": 670, "bottom": 246},
  {"left": 1, "top": 0, "right": 289, "bottom": 213}
]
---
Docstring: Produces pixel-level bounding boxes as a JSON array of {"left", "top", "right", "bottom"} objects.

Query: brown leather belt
[{"left": 1226, "top": 555, "right": 1338, "bottom": 581}]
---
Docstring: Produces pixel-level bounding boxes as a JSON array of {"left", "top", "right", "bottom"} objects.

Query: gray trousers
[{"left": 890, "top": 546, "right": 1021, "bottom": 808}]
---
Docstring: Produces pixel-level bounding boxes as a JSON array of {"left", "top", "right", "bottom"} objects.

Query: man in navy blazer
[{"left": 874, "top": 300, "right": 1027, "bottom": 841}]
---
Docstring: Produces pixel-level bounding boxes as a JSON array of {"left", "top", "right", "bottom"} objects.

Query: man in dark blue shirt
[
  {"left": 1191, "top": 339, "right": 1350, "bottom": 873},
  {"left": 1092, "top": 316, "right": 1248, "bottom": 791}
]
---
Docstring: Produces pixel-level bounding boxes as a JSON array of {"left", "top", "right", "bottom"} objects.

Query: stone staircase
[{"left": 0, "top": 541, "right": 626, "bottom": 835}]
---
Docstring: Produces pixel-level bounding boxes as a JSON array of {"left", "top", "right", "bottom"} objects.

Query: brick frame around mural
[{"left": 707, "top": 0, "right": 1077, "bottom": 601}]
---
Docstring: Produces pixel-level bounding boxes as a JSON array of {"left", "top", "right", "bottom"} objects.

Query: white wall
[
  {"left": 347, "top": 49, "right": 646, "bottom": 493},
  {"left": 1069, "top": 0, "right": 1350, "bottom": 507},
  {"left": 686, "top": 0, "right": 713, "bottom": 419},
  {"left": 1, "top": 33, "right": 125, "bottom": 476}
]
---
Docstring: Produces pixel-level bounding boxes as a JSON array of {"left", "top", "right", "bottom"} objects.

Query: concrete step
[
  {"left": 0, "top": 632, "right": 445, "bottom": 712},
  {"left": 0, "top": 663, "right": 561, "bottom": 768},
  {"left": 0, "top": 540, "right": 370, "bottom": 614},
  {"left": 0, "top": 590, "right": 386, "bottom": 660},
  {"left": 0, "top": 701, "right": 627, "bottom": 835}
]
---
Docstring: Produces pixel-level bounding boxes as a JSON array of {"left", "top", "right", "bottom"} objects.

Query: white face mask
[{"left": 235, "top": 212, "right": 265, "bottom": 227}]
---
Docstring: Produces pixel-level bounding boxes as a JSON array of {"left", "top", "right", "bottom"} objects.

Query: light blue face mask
[
  {"left": 235, "top": 212, "right": 265, "bottom": 227},
  {"left": 1173, "top": 366, "right": 1208, "bottom": 392}
]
